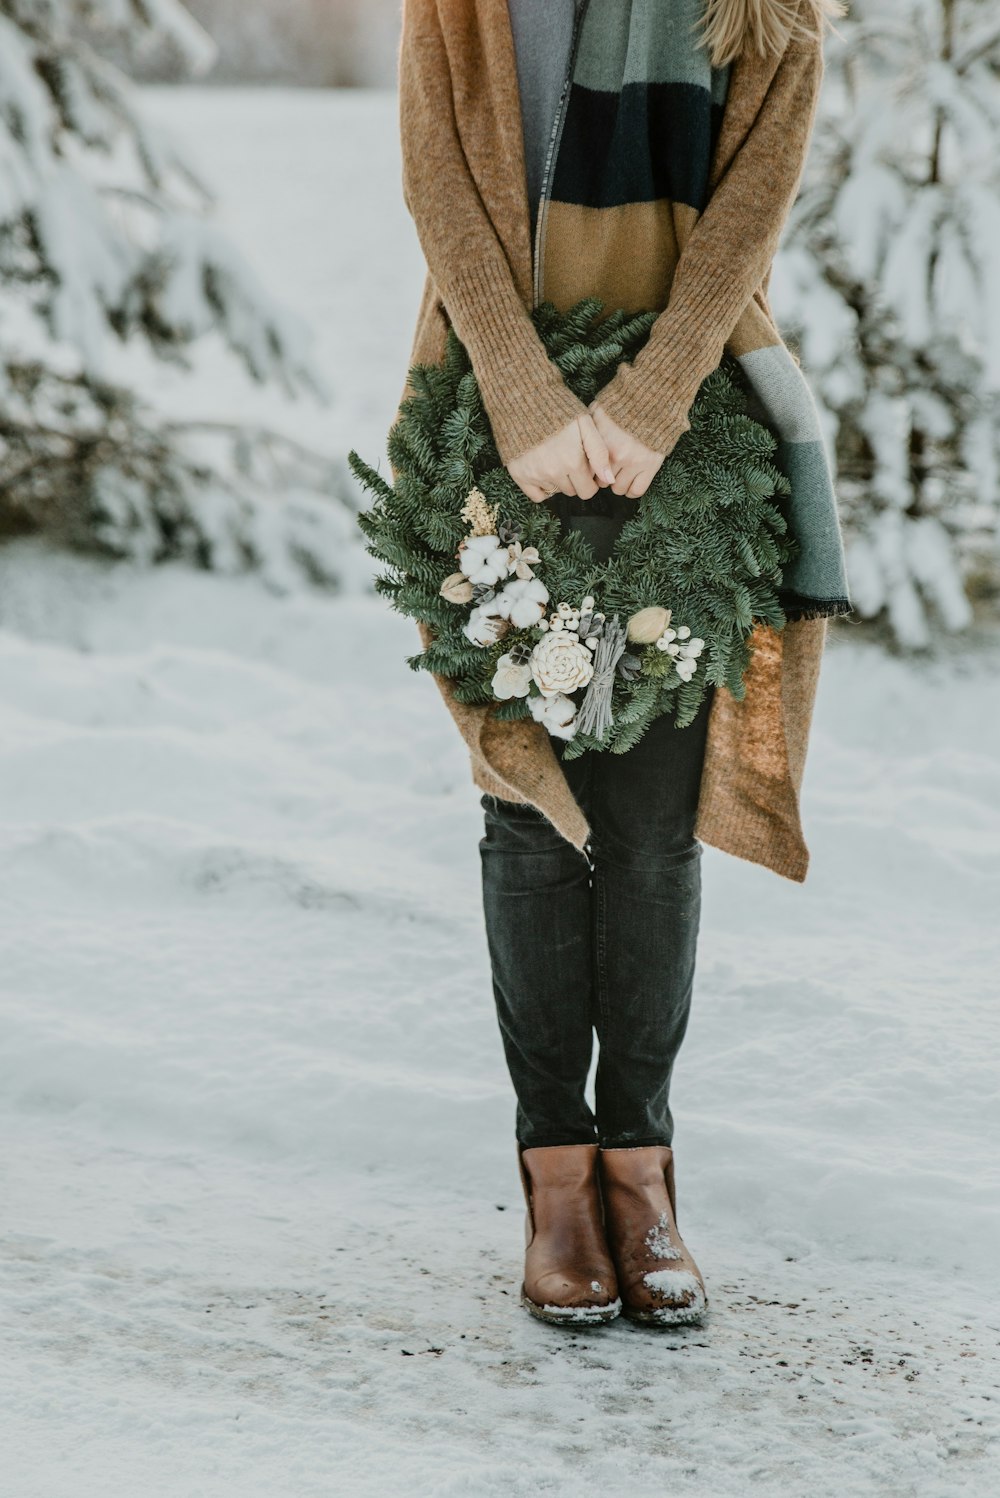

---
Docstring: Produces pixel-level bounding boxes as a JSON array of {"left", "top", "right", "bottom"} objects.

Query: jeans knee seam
[
  {"left": 593, "top": 867, "right": 610, "bottom": 1038},
  {"left": 589, "top": 835, "right": 702, "bottom": 873}
]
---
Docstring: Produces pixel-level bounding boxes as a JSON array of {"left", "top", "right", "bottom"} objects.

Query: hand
[
  {"left": 507, "top": 414, "right": 616, "bottom": 505},
  {"left": 589, "top": 403, "right": 665, "bottom": 499}
]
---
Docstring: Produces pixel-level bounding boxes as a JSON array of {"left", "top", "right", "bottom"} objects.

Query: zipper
[{"left": 532, "top": 0, "right": 592, "bottom": 309}]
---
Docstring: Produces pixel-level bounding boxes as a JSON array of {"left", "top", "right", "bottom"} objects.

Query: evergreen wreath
[{"left": 348, "top": 299, "right": 798, "bottom": 759}]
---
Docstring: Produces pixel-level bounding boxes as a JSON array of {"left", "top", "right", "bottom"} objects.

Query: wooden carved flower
[{"left": 529, "top": 630, "right": 595, "bottom": 698}]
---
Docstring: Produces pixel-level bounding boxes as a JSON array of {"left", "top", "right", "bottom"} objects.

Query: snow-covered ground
[{"left": 2, "top": 89, "right": 999, "bottom": 1498}]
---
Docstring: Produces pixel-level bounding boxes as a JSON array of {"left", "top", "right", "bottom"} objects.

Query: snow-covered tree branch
[
  {"left": 0, "top": 0, "right": 355, "bottom": 585},
  {"left": 774, "top": 0, "right": 1000, "bottom": 647}
]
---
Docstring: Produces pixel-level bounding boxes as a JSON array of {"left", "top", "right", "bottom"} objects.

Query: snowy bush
[
  {"left": 774, "top": 0, "right": 1000, "bottom": 647},
  {"left": 0, "top": 0, "right": 357, "bottom": 585}
]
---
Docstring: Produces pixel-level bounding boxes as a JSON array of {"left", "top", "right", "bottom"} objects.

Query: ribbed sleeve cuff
[
  {"left": 445, "top": 258, "right": 587, "bottom": 465},
  {"left": 595, "top": 274, "right": 735, "bottom": 455}
]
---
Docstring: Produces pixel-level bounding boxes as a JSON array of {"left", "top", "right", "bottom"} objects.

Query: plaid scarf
[{"left": 533, "top": 0, "right": 851, "bottom": 621}]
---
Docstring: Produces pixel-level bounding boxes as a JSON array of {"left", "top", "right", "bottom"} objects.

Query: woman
[{"left": 396, "top": 0, "right": 849, "bottom": 1327}]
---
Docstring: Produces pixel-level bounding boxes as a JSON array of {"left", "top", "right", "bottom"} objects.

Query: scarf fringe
[{"left": 780, "top": 595, "right": 854, "bottom": 623}]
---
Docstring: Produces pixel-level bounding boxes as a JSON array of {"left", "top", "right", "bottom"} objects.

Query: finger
[
  {"left": 578, "top": 415, "right": 615, "bottom": 487},
  {"left": 611, "top": 465, "right": 634, "bottom": 496},
  {"left": 560, "top": 471, "right": 579, "bottom": 498},
  {"left": 588, "top": 402, "right": 609, "bottom": 434},
  {"left": 516, "top": 480, "right": 550, "bottom": 504},
  {"left": 629, "top": 465, "right": 657, "bottom": 499},
  {"left": 573, "top": 463, "right": 599, "bottom": 501}
]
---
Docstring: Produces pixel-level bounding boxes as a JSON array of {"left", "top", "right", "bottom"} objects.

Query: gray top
[{"left": 507, "top": 0, "right": 577, "bottom": 233}]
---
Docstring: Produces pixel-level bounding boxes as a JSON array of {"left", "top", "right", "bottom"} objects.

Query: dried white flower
[
  {"left": 491, "top": 652, "right": 533, "bottom": 699},
  {"left": 530, "top": 630, "right": 595, "bottom": 698},
  {"left": 506, "top": 541, "right": 542, "bottom": 580}
]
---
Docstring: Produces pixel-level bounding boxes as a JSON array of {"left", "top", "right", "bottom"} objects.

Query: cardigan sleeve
[
  {"left": 398, "top": 0, "right": 588, "bottom": 464},
  {"left": 594, "top": 32, "right": 825, "bottom": 456}
]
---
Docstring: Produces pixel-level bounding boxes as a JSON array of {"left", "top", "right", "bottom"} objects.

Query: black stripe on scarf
[{"left": 550, "top": 83, "right": 725, "bottom": 210}]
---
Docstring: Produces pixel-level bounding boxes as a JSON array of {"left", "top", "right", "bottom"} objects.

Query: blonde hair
[{"left": 698, "top": 0, "right": 847, "bottom": 68}]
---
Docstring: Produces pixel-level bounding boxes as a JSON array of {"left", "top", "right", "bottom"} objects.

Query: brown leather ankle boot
[
  {"left": 598, "top": 1145, "right": 707, "bottom": 1327},
  {"left": 517, "top": 1143, "right": 621, "bottom": 1326}
]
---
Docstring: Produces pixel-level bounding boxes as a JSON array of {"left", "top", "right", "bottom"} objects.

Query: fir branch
[{"left": 353, "top": 300, "right": 796, "bottom": 753}]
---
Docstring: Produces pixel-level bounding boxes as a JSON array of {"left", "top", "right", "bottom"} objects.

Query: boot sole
[
  {"left": 519, "top": 1286, "right": 622, "bottom": 1326},
  {"left": 622, "top": 1296, "right": 708, "bottom": 1328}
]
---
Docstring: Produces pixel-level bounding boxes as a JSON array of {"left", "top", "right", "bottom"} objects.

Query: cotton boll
[
  {"left": 458, "top": 534, "right": 508, "bottom": 584},
  {"left": 462, "top": 535, "right": 500, "bottom": 559},
  {"left": 545, "top": 694, "right": 577, "bottom": 729},
  {"left": 528, "top": 690, "right": 578, "bottom": 739},
  {"left": 494, "top": 577, "right": 549, "bottom": 627},
  {"left": 463, "top": 606, "right": 506, "bottom": 647},
  {"left": 507, "top": 594, "right": 546, "bottom": 627},
  {"left": 469, "top": 555, "right": 509, "bottom": 586}
]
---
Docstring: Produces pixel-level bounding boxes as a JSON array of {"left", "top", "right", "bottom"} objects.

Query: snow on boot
[
  {"left": 599, "top": 1145, "right": 707, "bottom": 1327},
  {"left": 517, "top": 1143, "right": 622, "bottom": 1326}
]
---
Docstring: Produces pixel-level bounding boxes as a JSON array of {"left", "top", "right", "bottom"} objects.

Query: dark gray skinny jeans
[{"left": 478, "top": 491, "right": 713, "bottom": 1150}]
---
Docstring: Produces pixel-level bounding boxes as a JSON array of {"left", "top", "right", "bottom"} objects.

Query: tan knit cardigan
[{"left": 397, "top": 0, "right": 831, "bottom": 883}]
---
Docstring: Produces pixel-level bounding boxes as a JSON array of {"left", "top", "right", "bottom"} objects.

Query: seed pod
[
  {"left": 626, "top": 606, "right": 672, "bottom": 644},
  {"left": 440, "top": 572, "right": 475, "bottom": 604}
]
